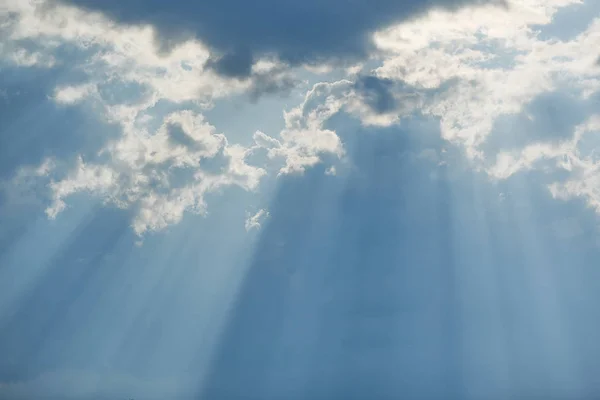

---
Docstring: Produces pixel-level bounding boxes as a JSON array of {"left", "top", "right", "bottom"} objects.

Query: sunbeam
[{"left": 1, "top": 0, "right": 600, "bottom": 398}]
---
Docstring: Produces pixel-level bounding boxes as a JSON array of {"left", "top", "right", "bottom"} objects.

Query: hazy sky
[{"left": 1, "top": 0, "right": 600, "bottom": 398}]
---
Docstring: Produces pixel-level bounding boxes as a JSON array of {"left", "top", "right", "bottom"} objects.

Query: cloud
[
  {"left": 247, "top": 72, "right": 299, "bottom": 102},
  {"left": 367, "top": 1, "right": 600, "bottom": 219},
  {"left": 353, "top": 75, "right": 398, "bottom": 114},
  {"left": 246, "top": 75, "right": 430, "bottom": 175},
  {"left": 484, "top": 114, "right": 600, "bottom": 223},
  {"left": 249, "top": 81, "right": 350, "bottom": 175},
  {"left": 7, "top": 49, "right": 56, "bottom": 68},
  {"left": 1, "top": 0, "right": 253, "bottom": 104},
  {"left": 373, "top": 0, "right": 599, "bottom": 156},
  {"left": 545, "top": 116, "right": 600, "bottom": 212},
  {"left": 244, "top": 0, "right": 600, "bottom": 216},
  {"left": 53, "top": 83, "right": 97, "bottom": 105},
  {"left": 56, "top": 0, "right": 504, "bottom": 76},
  {"left": 45, "top": 110, "right": 266, "bottom": 235},
  {"left": 245, "top": 209, "right": 269, "bottom": 232},
  {"left": 481, "top": 91, "right": 599, "bottom": 155}
]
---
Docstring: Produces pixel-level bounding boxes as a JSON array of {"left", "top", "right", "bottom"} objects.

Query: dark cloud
[
  {"left": 354, "top": 75, "right": 398, "bottom": 114},
  {"left": 205, "top": 49, "right": 255, "bottom": 78},
  {"left": 247, "top": 72, "right": 299, "bottom": 102},
  {"left": 55, "top": 0, "right": 504, "bottom": 76},
  {"left": 166, "top": 122, "right": 204, "bottom": 151}
]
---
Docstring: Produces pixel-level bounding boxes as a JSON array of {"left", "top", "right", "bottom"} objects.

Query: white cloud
[
  {"left": 53, "top": 84, "right": 97, "bottom": 105},
  {"left": 488, "top": 142, "right": 571, "bottom": 180},
  {"left": 249, "top": 77, "right": 423, "bottom": 175},
  {"left": 46, "top": 156, "right": 116, "bottom": 218},
  {"left": 245, "top": 209, "right": 269, "bottom": 232},
  {"left": 486, "top": 114, "right": 600, "bottom": 215},
  {"left": 546, "top": 118, "right": 600, "bottom": 213},
  {"left": 373, "top": 0, "right": 599, "bottom": 157},
  {"left": 45, "top": 111, "right": 266, "bottom": 235},
  {"left": 8, "top": 48, "right": 56, "bottom": 68},
  {"left": 249, "top": 81, "right": 349, "bottom": 175}
]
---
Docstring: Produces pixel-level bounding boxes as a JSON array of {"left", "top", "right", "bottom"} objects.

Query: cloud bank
[{"left": 55, "top": 0, "right": 504, "bottom": 75}]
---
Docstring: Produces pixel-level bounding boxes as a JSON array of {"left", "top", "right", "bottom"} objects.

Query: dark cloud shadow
[
  {"left": 199, "top": 112, "right": 600, "bottom": 399},
  {"left": 55, "top": 0, "right": 504, "bottom": 76}
]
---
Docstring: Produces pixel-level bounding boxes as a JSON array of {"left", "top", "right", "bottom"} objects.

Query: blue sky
[{"left": 1, "top": 0, "right": 600, "bottom": 398}]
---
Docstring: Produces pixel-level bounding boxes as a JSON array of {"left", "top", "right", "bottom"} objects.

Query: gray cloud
[
  {"left": 354, "top": 75, "right": 398, "bottom": 114},
  {"left": 247, "top": 72, "right": 300, "bottom": 102},
  {"left": 55, "top": 0, "right": 504, "bottom": 76}
]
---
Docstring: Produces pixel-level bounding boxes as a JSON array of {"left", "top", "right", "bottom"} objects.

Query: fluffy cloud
[
  {"left": 484, "top": 113, "right": 600, "bottom": 228},
  {"left": 53, "top": 84, "right": 97, "bottom": 105},
  {"left": 245, "top": 209, "right": 269, "bottom": 232},
  {"left": 248, "top": 77, "right": 422, "bottom": 175},
  {"left": 45, "top": 110, "right": 265, "bottom": 235},
  {"left": 0, "top": 0, "right": 279, "bottom": 235},
  {"left": 533, "top": 116, "right": 600, "bottom": 212},
  {"left": 373, "top": 0, "right": 599, "bottom": 155}
]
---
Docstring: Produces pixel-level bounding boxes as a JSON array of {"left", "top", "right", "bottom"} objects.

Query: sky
[{"left": 0, "top": 0, "right": 600, "bottom": 398}]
